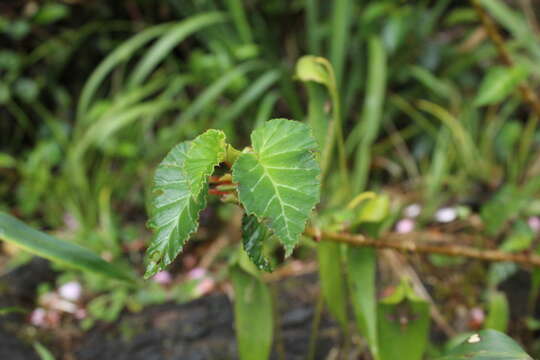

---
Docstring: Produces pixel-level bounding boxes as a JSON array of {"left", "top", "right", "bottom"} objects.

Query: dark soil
[{"left": 0, "top": 260, "right": 339, "bottom": 360}]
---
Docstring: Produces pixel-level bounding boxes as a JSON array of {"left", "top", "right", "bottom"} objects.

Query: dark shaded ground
[
  {"left": 0, "top": 260, "right": 338, "bottom": 360},
  {"left": 76, "top": 275, "right": 337, "bottom": 360},
  {"left": 0, "top": 259, "right": 55, "bottom": 360}
]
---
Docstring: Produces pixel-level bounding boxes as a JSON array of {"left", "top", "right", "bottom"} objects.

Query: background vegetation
[{"left": 2, "top": 0, "right": 540, "bottom": 359}]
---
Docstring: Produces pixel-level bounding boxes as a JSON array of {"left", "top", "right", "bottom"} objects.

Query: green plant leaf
[
  {"left": 474, "top": 65, "right": 528, "bottom": 106},
  {"left": 295, "top": 55, "right": 331, "bottom": 86},
  {"left": 378, "top": 279, "right": 430, "bottom": 360},
  {"left": 318, "top": 241, "right": 347, "bottom": 329},
  {"left": 242, "top": 214, "right": 274, "bottom": 272},
  {"left": 438, "top": 329, "right": 532, "bottom": 360},
  {"left": 232, "top": 119, "right": 321, "bottom": 255},
  {"left": 34, "top": 342, "right": 55, "bottom": 360},
  {"left": 145, "top": 142, "right": 208, "bottom": 278},
  {"left": 485, "top": 291, "right": 509, "bottom": 333},
  {"left": 184, "top": 129, "right": 227, "bottom": 199},
  {"left": 348, "top": 247, "right": 379, "bottom": 358},
  {"left": 231, "top": 265, "right": 273, "bottom": 360},
  {"left": 0, "top": 212, "right": 133, "bottom": 282},
  {"left": 481, "top": 184, "right": 526, "bottom": 236}
]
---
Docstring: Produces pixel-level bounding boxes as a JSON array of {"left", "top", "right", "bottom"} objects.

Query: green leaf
[
  {"left": 474, "top": 65, "right": 528, "bottom": 106},
  {"left": 295, "top": 56, "right": 331, "bottom": 86},
  {"left": 242, "top": 214, "right": 274, "bottom": 272},
  {"left": 317, "top": 241, "right": 347, "bottom": 329},
  {"left": 232, "top": 119, "right": 321, "bottom": 255},
  {"left": 0, "top": 212, "right": 133, "bottom": 282},
  {"left": 438, "top": 329, "right": 532, "bottom": 360},
  {"left": 485, "top": 291, "right": 509, "bottom": 333},
  {"left": 357, "top": 194, "right": 390, "bottom": 223},
  {"left": 348, "top": 247, "right": 379, "bottom": 358},
  {"left": 378, "top": 279, "right": 430, "bottom": 360},
  {"left": 481, "top": 185, "right": 526, "bottom": 236},
  {"left": 34, "top": 342, "right": 55, "bottom": 360},
  {"left": 33, "top": 3, "right": 69, "bottom": 25},
  {"left": 145, "top": 142, "right": 207, "bottom": 278},
  {"left": 231, "top": 265, "right": 273, "bottom": 360},
  {"left": 184, "top": 129, "right": 227, "bottom": 199}
]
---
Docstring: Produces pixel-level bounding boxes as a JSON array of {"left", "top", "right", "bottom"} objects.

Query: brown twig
[
  {"left": 470, "top": 0, "right": 540, "bottom": 118},
  {"left": 304, "top": 227, "right": 540, "bottom": 268}
]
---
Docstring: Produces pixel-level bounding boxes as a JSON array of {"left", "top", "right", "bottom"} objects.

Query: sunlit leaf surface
[{"left": 233, "top": 119, "right": 320, "bottom": 255}]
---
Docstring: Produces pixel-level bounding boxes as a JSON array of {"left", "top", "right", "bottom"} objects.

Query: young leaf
[
  {"left": 145, "top": 142, "right": 207, "bottom": 278},
  {"left": 184, "top": 129, "right": 227, "bottom": 198},
  {"left": 232, "top": 119, "right": 321, "bottom": 255},
  {"left": 378, "top": 279, "right": 430, "bottom": 360},
  {"left": 295, "top": 55, "right": 331, "bottom": 87},
  {"left": 231, "top": 265, "right": 273, "bottom": 360},
  {"left": 438, "top": 329, "right": 532, "bottom": 360},
  {"left": 0, "top": 212, "right": 133, "bottom": 282},
  {"left": 474, "top": 65, "right": 528, "bottom": 107},
  {"left": 242, "top": 214, "right": 274, "bottom": 272}
]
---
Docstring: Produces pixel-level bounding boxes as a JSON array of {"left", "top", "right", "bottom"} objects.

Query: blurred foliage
[{"left": 2, "top": 0, "right": 540, "bottom": 358}]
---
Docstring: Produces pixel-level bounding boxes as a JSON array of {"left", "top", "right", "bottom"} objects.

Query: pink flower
[
  {"left": 404, "top": 204, "right": 421, "bottom": 218},
  {"left": 58, "top": 281, "right": 82, "bottom": 301},
  {"left": 528, "top": 216, "right": 540, "bottom": 233},
  {"left": 195, "top": 278, "right": 215, "bottom": 296},
  {"left": 187, "top": 267, "right": 207, "bottom": 280},
  {"left": 30, "top": 308, "right": 47, "bottom": 327},
  {"left": 435, "top": 207, "right": 457, "bottom": 223},
  {"left": 152, "top": 271, "right": 173, "bottom": 284},
  {"left": 395, "top": 219, "right": 415, "bottom": 233}
]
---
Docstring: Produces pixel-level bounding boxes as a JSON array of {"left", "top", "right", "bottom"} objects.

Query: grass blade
[
  {"left": 128, "top": 12, "right": 226, "bottom": 87},
  {"left": 330, "top": 0, "right": 353, "bottom": 88},
  {"left": 350, "top": 36, "right": 387, "bottom": 193},
  {"left": 0, "top": 212, "right": 134, "bottom": 282}
]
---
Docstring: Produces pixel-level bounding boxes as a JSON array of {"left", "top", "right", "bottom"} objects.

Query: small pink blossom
[
  {"left": 404, "top": 204, "right": 421, "bottom": 218},
  {"left": 75, "top": 309, "right": 87, "bottom": 320},
  {"left": 152, "top": 271, "right": 173, "bottom": 284},
  {"left": 58, "top": 281, "right": 82, "bottom": 301},
  {"left": 195, "top": 278, "right": 215, "bottom": 296},
  {"left": 435, "top": 207, "right": 457, "bottom": 223},
  {"left": 30, "top": 308, "right": 47, "bottom": 327},
  {"left": 187, "top": 267, "right": 207, "bottom": 280},
  {"left": 528, "top": 216, "right": 540, "bottom": 233},
  {"left": 395, "top": 219, "right": 415, "bottom": 233}
]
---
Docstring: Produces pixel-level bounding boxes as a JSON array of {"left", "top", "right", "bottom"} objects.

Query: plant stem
[
  {"left": 305, "top": 227, "right": 540, "bottom": 267},
  {"left": 322, "top": 61, "right": 350, "bottom": 194}
]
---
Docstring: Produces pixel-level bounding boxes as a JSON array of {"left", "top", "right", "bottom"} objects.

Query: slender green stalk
[
  {"left": 225, "top": 0, "right": 254, "bottom": 44},
  {"left": 330, "top": 0, "right": 353, "bottom": 88},
  {"left": 305, "top": 0, "right": 320, "bottom": 54},
  {"left": 350, "top": 36, "right": 387, "bottom": 194}
]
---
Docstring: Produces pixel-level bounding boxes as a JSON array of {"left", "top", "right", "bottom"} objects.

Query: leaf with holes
[
  {"left": 145, "top": 142, "right": 207, "bottom": 278},
  {"left": 184, "top": 129, "right": 227, "bottom": 198},
  {"left": 232, "top": 119, "right": 321, "bottom": 255},
  {"left": 242, "top": 214, "right": 274, "bottom": 272}
]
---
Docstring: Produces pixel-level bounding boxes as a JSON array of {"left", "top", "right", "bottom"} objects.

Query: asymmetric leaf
[
  {"left": 242, "top": 214, "right": 274, "bottom": 272},
  {"left": 145, "top": 142, "right": 207, "bottom": 278},
  {"left": 232, "top": 119, "right": 321, "bottom": 255},
  {"left": 184, "top": 129, "right": 227, "bottom": 199}
]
